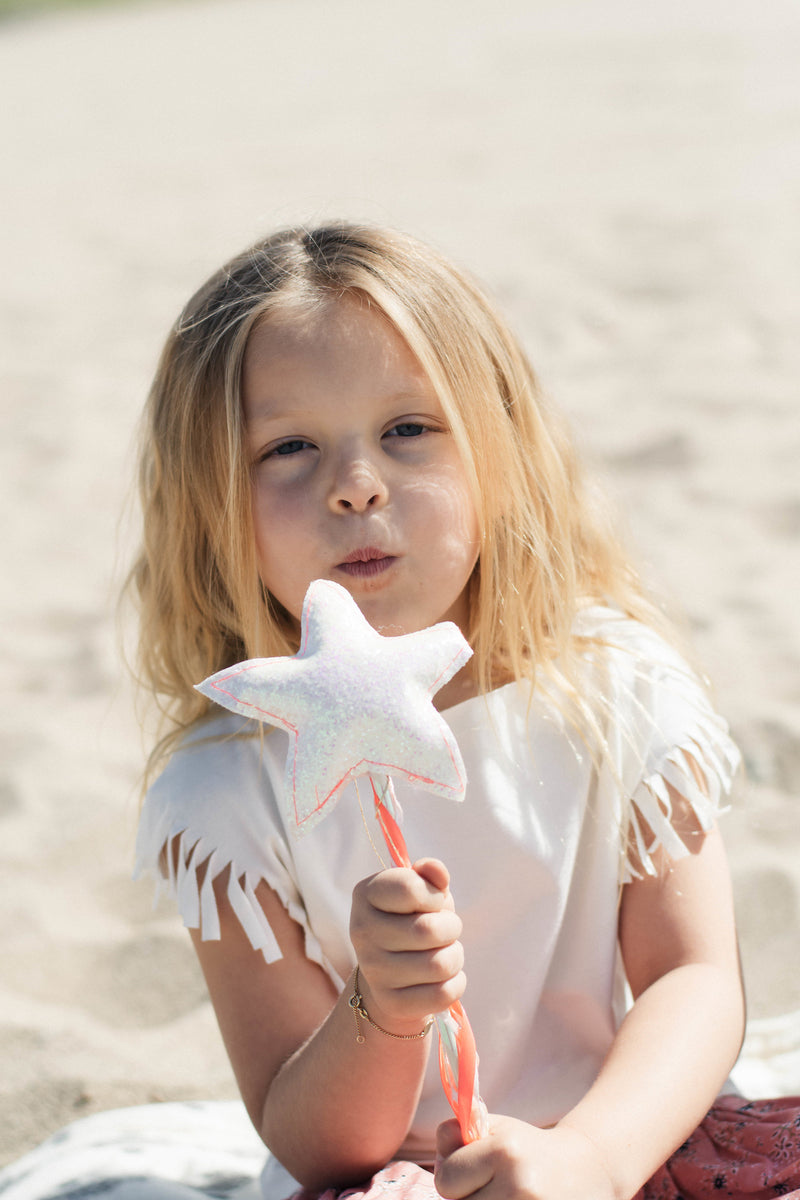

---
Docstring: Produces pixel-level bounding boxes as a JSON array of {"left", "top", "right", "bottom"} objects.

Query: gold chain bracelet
[{"left": 348, "top": 967, "right": 434, "bottom": 1044}]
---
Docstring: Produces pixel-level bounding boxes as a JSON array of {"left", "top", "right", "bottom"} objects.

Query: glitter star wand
[{"left": 196, "top": 578, "right": 488, "bottom": 1144}]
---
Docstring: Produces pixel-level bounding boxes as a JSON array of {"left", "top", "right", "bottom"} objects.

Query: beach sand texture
[{"left": 1, "top": 0, "right": 798, "bottom": 1168}]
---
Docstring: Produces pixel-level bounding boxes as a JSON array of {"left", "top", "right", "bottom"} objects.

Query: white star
[{"left": 196, "top": 579, "right": 472, "bottom": 834}]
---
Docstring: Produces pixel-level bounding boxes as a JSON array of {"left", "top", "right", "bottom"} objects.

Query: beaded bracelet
[{"left": 348, "top": 967, "right": 434, "bottom": 1044}]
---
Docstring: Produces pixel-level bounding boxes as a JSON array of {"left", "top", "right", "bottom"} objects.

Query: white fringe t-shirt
[{"left": 135, "top": 607, "right": 740, "bottom": 1166}]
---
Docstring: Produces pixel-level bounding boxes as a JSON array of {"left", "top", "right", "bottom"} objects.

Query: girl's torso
[{"left": 135, "top": 606, "right": 739, "bottom": 1163}]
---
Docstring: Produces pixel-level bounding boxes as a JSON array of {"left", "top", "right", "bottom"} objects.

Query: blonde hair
[{"left": 128, "top": 222, "right": 671, "bottom": 778}]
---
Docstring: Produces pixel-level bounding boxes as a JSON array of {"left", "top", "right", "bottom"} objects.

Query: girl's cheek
[
  {"left": 252, "top": 474, "right": 295, "bottom": 516},
  {"left": 257, "top": 459, "right": 320, "bottom": 504}
]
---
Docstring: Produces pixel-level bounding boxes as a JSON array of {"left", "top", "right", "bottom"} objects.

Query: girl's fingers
[
  {"left": 365, "top": 943, "right": 466, "bottom": 988},
  {"left": 355, "top": 906, "right": 463, "bottom": 953},
  {"left": 357, "top": 865, "right": 453, "bottom": 916},
  {"left": 434, "top": 1124, "right": 494, "bottom": 1200},
  {"left": 349, "top": 861, "right": 465, "bottom": 1018},
  {"left": 360, "top": 971, "right": 468, "bottom": 1027}
]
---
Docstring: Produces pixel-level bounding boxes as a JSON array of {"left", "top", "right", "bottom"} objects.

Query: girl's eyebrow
[
  {"left": 245, "top": 390, "right": 440, "bottom": 425},
  {"left": 245, "top": 402, "right": 311, "bottom": 424},
  {"left": 243, "top": 397, "right": 323, "bottom": 428}
]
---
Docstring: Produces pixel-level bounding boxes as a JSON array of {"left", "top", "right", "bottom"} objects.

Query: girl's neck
[
  {"left": 433, "top": 661, "right": 480, "bottom": 712},
  {"left": 434, "top": 656, "right": 520, "bottom": 711}
]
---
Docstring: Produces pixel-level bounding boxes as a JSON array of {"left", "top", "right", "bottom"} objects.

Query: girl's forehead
[
  {"left": 248, "top": 291, "right": 389, "bottom": 346},
  {"left": 240, "top": 291, "right": 443, "bottom": 425},
  {"left": 244, "top": 292, "right": 427, "bottom": 381}
]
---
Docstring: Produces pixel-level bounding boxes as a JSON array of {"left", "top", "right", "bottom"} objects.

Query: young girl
[{"left": 133, "top": 223, "right": 800, "bottom": 1200}]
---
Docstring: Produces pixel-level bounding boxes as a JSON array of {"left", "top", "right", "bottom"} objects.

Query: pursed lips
[{"left": 336, "top": 547, "right": 397, "bottom": 578}]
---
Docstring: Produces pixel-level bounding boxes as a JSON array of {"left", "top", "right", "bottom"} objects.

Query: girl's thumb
[
  {"left": 413, "top": 857, "right": 450, "bottom": 893},
  {"left": 434, "top": 1118, "right": 464, "bottom": 1171}
]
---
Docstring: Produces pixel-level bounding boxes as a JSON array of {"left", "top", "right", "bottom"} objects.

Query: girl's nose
[{"left": 328, "top": 455, "right": 388, "bottom": 514}]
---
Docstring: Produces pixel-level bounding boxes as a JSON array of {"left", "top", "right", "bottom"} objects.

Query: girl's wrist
[
  {"left": 553, "top": 1120, "right": 624, "bottom": 1200},
  {"left": 345, "top": 968, "right": 434, "bottom": 1043},
  {"left": 348, "top": 967, "right": 433, "bottom": 1043}
]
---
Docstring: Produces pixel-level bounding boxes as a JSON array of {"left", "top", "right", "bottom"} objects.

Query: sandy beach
[{"left": 1, "top": 0, "right": 799, "bottom": 1169}]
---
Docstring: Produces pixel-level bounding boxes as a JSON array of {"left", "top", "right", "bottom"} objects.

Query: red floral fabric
[{"left": 638, "top": 1096, "right": 800, "bottom": 1200}]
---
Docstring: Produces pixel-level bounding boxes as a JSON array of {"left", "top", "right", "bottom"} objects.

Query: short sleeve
[
  {"left": 578, "top": 609, "right": 741, "bottom": 882},
  {"left": 133, "top": 714, "right": 339, "bottom": 980}
]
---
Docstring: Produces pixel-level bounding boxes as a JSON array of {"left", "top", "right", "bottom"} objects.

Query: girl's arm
[
  {"left": 189, "top": 857, "right": 464, "bottom": 1191},
  {"left": 435, "top": 795, "right": 745, "bottom": 1200}
]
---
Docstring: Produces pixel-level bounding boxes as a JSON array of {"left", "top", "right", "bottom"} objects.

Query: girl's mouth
[{"left": 337, "top": 548, "right": 396, "bottom": 579}]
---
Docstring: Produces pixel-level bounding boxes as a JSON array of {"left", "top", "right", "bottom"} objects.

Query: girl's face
[{"left": 242, "top": 294, "right": 481, "bottom": 651}]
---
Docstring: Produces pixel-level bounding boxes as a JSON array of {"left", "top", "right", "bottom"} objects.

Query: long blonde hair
[{"left": 128, "top": 222, "right": 670, "bottom": 778}]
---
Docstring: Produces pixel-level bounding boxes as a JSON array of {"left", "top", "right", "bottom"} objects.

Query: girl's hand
[
  {"left": 434, "top": 1116, "right": 619, "bottom": 1200},
  {"left": 349, "top": 857, "right": 465, "bottom": 1031}
]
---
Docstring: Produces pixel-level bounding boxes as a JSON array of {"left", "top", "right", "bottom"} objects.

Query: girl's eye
[
  {"left": 269, "top": 438, "right": 311, "bottom": 458},
  {"left": 386, "top": 422, "right": 426, "bottom": 438}
]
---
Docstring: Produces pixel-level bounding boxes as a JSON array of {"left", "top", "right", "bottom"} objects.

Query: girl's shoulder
[
  {"left": 571, "top": 603, "right": 717, "bottom": 715},
  {"left": 139, "top": 712, "right": 285, "bottom": 844},
  {"left": 133, "top": 714, "right": 301, "bottom": 963},
  {"left": 568, "top": 604, "right": 741, "bottom": 879},
  {"left": 572, "top": 601, "right": 690, "bottom": 665}
]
